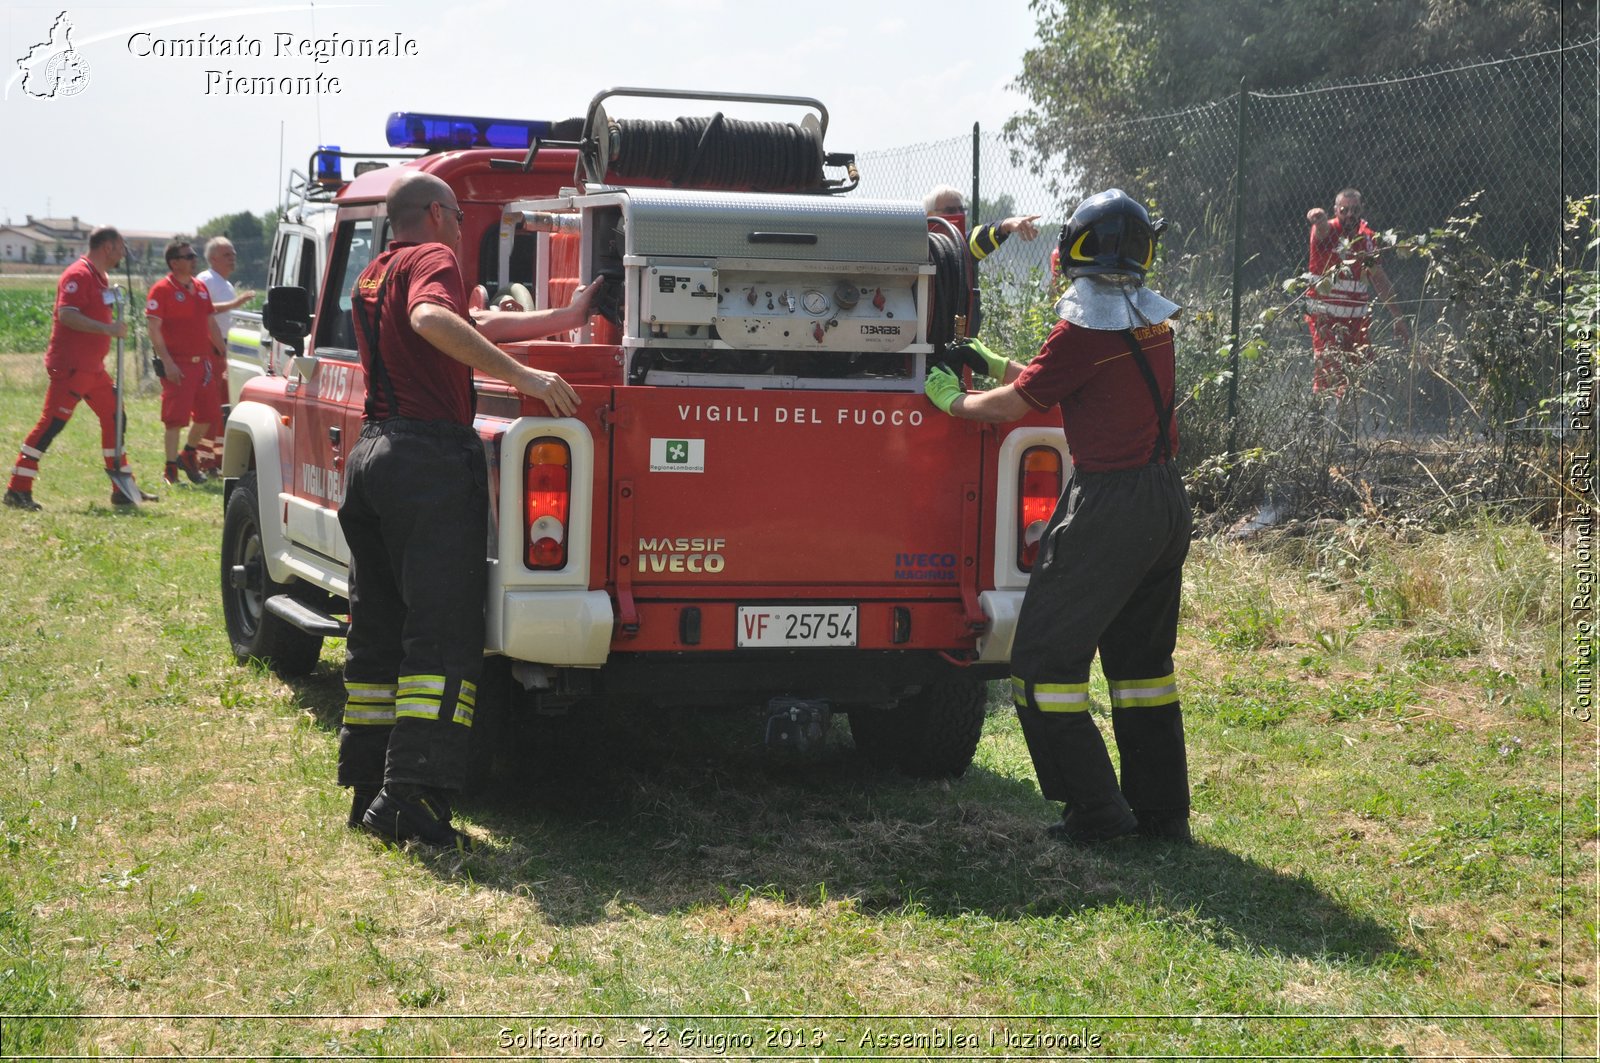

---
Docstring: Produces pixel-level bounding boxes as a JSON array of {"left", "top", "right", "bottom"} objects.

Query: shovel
[{"left": 107, "top": 285, "right": 144, "bottom": 505}]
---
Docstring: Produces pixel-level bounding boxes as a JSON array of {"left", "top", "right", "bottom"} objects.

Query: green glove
[
  {"left": 924, "top": 366, "right": 963, "bottom": 413},
  {"left": 958, "top": 337, "right": 1010, "bottom": 381}
]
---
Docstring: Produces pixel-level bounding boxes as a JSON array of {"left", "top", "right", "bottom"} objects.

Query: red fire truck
[{"left": 219, "top": 89, "right": 1065, "bottom": 779}]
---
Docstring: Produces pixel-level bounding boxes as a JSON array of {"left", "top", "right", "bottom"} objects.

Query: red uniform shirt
[
  {"left": 146, "top": 275, "right": 215, "bottom": 358},
  {"left": 1014, "top": 318, "right": 1179, "bottom": 473},
  {"left": 45, "top": 256, "right": 115, "bottom": 371},
  {"left": 1305, "top": 217, "right": 1378, "bottom": 320},
  {"left": 352, "top": 241, "right": 473, "bottom": 425}
]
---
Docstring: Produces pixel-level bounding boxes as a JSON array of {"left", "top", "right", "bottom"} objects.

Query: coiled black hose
[
  {"left": 926, "top": 229, "right": 967, "bottom": 353},
  {"left": 608, "top": 114, "right": 824, "bottom": 191}
]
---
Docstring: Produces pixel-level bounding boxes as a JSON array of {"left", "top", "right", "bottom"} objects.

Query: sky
[{"left": 1, "top": 0, "right": 1044, "bottom": 234}]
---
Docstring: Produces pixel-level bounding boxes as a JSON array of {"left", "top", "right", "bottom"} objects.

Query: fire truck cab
[{"left": 220, "top": 89, "right": 1066, "bottom": 779}]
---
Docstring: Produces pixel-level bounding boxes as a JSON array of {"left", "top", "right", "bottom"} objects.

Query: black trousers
[
  {"left": 336, "top": 418, "right": 489, "bottom": 792},
  {"left": 1009, "top": 461, "right": 1193, "bottom": 814}
]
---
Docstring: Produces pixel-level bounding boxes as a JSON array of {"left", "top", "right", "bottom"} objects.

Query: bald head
[{"left": 388, "top": 171, "right": 458, "bottom": 242}]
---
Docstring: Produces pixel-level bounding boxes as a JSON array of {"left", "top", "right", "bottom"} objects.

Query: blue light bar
[
  {"left": 313, "top": 145, "right": 341, "bottom": 186},
  {"left": 385, "top": 112, "right": 555, "bottom": 151}
]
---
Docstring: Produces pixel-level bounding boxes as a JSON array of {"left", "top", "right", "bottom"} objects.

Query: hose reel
[{"left": 575, "top": 87, "right": 858, "bottom": 194}]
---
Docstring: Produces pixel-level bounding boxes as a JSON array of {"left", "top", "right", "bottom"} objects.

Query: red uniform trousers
[
  {"left": 1305, "top": 311, "right": 1372, "bottom": 394},
  {"left": 199, "top": 352, "right": 229, "bottom": 469},
  {"left": 8, "top": 365, "right": 128, "bottom": 494}
]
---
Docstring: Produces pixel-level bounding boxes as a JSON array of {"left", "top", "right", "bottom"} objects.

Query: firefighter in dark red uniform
[
  {"left": 924, "top": 189, "right": 1195, "bottom": 844},
  {"left": 340, "top": 170, "right": 596, "bottom": 848},
  {"left": 5, "top": 227, "right": 155, "bottom": 510},
  {"left": 925, "top": 185, "right": 1041, "bottom": 335}
]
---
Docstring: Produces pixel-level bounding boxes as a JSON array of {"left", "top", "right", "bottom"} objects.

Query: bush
[{"left": 976, "top": 196, "right": 1594, "bottom": 531}]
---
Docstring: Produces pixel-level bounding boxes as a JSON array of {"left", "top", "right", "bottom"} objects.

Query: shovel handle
[{"left": 112, "top": 286, "right": 126, "bottom": 465}]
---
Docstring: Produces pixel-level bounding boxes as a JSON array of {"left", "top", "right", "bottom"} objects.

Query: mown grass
[{"left": 0, "top": 352, "right": 1594, "bottom": 1058}]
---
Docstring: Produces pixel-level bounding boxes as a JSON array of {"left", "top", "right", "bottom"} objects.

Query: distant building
[
  {"left": 0, "top": 215, "right": 178, "bottom": 268},
  {"left": 121, "top": 230, "right": 180, "bottom": 267},
  {"left": 0, "top": 214, "right": 90, "bottom": 263},
  {"left": 0, "top": 223, "right": 48, "bottom": 263}
]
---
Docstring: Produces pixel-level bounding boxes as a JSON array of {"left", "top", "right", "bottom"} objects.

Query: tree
[
  {"left": 1004, "top": 0, "right": 1581, "bottom": 268},
  {"left": 972, "top": 192, "right": 1019, "bottom": 226},
  {"left": 195, "top": 209, "right": 278, "bottom": 289},
  {"left": 1009, "top": 0, "right": 1566, "bottom": 143}
]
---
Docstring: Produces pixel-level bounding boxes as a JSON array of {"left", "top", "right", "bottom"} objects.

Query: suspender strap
[
  {"left": 352, "top": 279, "right": 400, "bottom": 421},
  {"left": 1119, "top": 329, "right": 1175, "bottom": 464}
]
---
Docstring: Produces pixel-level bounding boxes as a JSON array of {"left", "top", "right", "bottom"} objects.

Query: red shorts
[{"left": 159, "top": 354, "right": 220, "bottom": 427}]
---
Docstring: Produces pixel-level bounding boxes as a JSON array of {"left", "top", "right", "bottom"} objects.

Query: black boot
[
  {"left": 1112, "top": 704, "right": 1192, "bottom": 843},
  {"left": 345, "top": 786, "right": 378, "bottom": 829},
  {"left": 361, "top": 784, "right": 473, "bottom": 849},
  {"left": 1018, "top": 707, "right": 1138, "bottom": 844}
]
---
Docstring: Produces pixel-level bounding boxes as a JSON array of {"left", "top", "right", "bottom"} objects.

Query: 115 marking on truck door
[{"left": 319, "top": 362, "right": 354, "bottom": 403}]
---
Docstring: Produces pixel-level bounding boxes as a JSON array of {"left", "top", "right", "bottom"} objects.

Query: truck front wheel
[
  {"left": 847, "top": 677, "right": 989, "bottom": 779},
  {"left": 221, "top": 471, "right": 324, "bottom": 677}
]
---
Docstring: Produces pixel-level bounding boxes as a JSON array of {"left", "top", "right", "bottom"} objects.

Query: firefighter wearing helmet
[{"left": 924, "top": 189, "right": 1195, "bottom": 844}]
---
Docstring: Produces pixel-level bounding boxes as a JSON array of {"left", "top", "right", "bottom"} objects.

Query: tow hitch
[{"left": 764, "top": 697, "right": 831, "bottom": 754}]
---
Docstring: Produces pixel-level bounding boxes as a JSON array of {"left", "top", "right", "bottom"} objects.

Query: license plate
[{"left": 736, "top": 605, "right": 857, "bottom": 647}]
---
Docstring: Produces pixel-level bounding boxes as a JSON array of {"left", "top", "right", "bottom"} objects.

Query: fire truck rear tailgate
[{"left": 606, "top": 386, "right": 986, "bottom": 652}]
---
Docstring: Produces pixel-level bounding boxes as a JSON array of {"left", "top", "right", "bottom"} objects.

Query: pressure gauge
[{"left": 801, "top": 289, "right": 830, "bottom": 315}]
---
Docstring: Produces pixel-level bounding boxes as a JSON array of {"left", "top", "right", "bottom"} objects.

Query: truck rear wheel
[
  {"left": 221, "top": 471, "right": 324, "bottom": 677},
  {"left": 847, "top": 677, "right": 988, "bottom": 779}
]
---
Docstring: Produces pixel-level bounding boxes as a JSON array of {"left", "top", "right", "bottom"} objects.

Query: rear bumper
[
  {"left": 572, "top": 649, "right": 1008, "bottom": 707},
  {"left": 489, "top": 587, "right": 1025, "bottom": 670},
  {"left": 975, "top": 589, "right": 1024, "bottom": 664},
  {"left": 496, "top": 589, "right": 615, "bottom": 665}
]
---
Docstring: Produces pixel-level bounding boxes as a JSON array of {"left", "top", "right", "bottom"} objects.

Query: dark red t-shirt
[
  {"left": 1014, "top": 318, "right": 1179, "bottom": 473},
  {"left": 145, "top": 275, "right": 215, "bottom": 358},
  {"left": 46, "top": 256, "right": 114, "bottom": 371},
  {"left": 352, "top": 241, "right": 472, "bottom": 425}
]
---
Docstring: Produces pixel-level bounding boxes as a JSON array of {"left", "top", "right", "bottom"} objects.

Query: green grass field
[
  {"left": 0, "top": 353, "right": 1593, "bottom": 1059},
  {"left": 0, "top": 287, "right": 56, "bottom": 355}
]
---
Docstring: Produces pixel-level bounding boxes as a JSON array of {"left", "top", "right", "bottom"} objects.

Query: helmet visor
[{"left": 1066, "top": 215, "right": 1156, "bottom": 272}]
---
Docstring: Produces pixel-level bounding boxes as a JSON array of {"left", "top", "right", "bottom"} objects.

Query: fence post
[
  {"left": 970, "top": 122, "right": 981, "bottom": 227},
  {"left": 1225, "top": 78, "right": 1249, "bottom": 455}
]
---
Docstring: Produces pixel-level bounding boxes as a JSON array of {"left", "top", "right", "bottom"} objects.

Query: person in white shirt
[{"left": 196, "top": 237, "right": 255, "bottom": 475}]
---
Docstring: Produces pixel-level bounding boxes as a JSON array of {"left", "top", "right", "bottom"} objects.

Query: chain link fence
[{"left": 857, "top": 37, "right": 1599, "bottom": 530}]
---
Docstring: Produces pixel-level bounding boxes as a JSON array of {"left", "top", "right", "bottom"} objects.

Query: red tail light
[
  {"left": 525, "top": 438, "right": 570, "bottom": 569},
  {"left": 1018, "top": 447, "right": 1062, "bottom": 572}
]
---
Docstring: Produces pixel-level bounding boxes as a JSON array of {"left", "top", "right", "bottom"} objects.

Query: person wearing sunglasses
[
  {"left": 924, "top": 184, "right": 1043, "bottom": 334},
  {"left": 1303, "top": 188, "right": 1411, "bottom": 395},
  {"left": 337, "top": 171, "right": 598, "bottom": 850},
  {"left": 146, "top": 240, "right": 225, "bottom": 484}
]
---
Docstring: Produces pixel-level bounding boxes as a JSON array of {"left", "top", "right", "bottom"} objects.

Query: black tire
[
  {"left": 844, "top": 706, "right": 902, "bottom": 771},
  {"left": 220, "top": 471, "right": 324, "bottom": 677},
  {"left": 848, "top": 677, "right": 988, "bottom": 779},
  {"left": 461, "top": 657, "right": 510, "bottom": 794}
]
